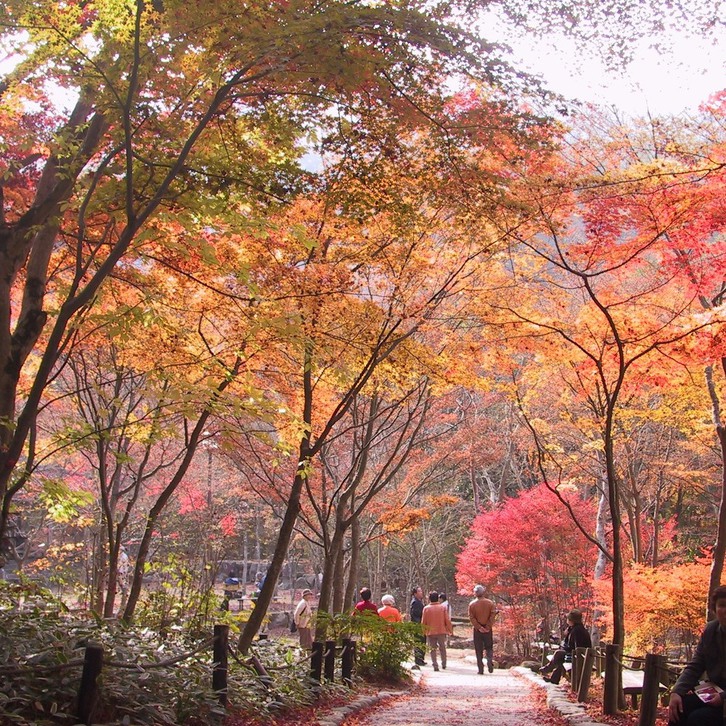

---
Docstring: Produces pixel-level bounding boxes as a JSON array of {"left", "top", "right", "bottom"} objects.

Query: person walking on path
[
  {"left": 539, "top": 608, "right": 591, "bottom": 684},
  {"left": 410, "top": 585, "right": 426, "bottom": 668},
  {"left": 378, "top": 594, "right": 402, "bottom": 622},
  {"left": 293, "top": 588, "right": 314, "bottom": 650},
  {"left": 468, "top": 584, "right": 496, "bottom": 674},
  {"left": 421, "top": 591, "right": 453, "bottom": 671}
]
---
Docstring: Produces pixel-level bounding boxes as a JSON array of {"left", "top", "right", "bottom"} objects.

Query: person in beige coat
[
  {"left": 421, "top": 591, "right": 453, "bottom": 671},
  {"left": 293, "top": 589, "right": 314, "bottom": 649}
]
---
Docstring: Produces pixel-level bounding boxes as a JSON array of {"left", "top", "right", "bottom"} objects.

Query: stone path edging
[{"left": 513, "top": 666, "right": 611, "bottom": 726}]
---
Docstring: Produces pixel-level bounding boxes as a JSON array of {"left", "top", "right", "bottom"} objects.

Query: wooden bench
[{"left": 599, "top": 668, "right": 667, "bottom": 709}]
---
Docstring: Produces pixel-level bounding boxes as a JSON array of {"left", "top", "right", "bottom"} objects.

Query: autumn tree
[
  {"left": 2, "top": 0, "right": 530, "bottom": 555},
  {"left": 456, "top": 482, "right": 597, "bottom": 641},
  {"left": 229, "top": 175, "right": 529, "bottom": 651},
  {"left": 478, "top": 100, "right": 726, "bottom": 652}
]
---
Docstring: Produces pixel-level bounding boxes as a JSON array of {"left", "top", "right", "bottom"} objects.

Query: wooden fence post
[
  {"left": 324, "top": 640, "right": 336, "bottom": 682},
  {"left": 213, "top": 624, "right": 229, "bottom": 707},
  {"left": 638, "top": 653, "right": 665, "bottom": 726},
  {"left": 310, "top": 641, "right": 324, "bottom": 683},
  {"left": 572, "top": 647, "right": 584, "bottom": 691},
  {"left": 594, "top": 645, "right": 605, "bottom": 676},
  {"left": 341, "top": 638, "right": 355, "bottom": 686},
  {"left": 577, "top": 648, "right": 594, "bottom": 703},
  {"left": 603, "top": 643, "right": 620, "bottom": 716},
  {"left": 540, "top": 643, "right": 549, "bottom": 668},
  {"left": 77, "top": 642, "right": 103, "bottom": 726}
]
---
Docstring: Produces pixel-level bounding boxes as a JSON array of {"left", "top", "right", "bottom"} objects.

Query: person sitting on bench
[{"left": 540, "top": 609, "right": 592, "bottom": 684}]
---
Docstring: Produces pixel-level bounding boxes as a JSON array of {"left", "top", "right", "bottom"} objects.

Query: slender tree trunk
[
  {"left": 707, "top": 424, "right": 726, "bottom": 620},
  {"left": 332, "top": 538, "right": 346, "bottom": 613},
  {"left": 651, "top": 485, "right": 661, "bottom": 568},
  {"left": 471, "top": 459, "right": 479, "bottom": 513},
  {"left": 594, "top": 486, "right": 609, "bottom": 581},
  {"left": 242, "top": 529, "right": 249, "bottom": 586},
  {"left": 254, "top": 503, "right": 261, "bottom": 564},
  {"left": 120, "top": 366, "right": 241, "bottom": 620},
  {"left": 344, "top": 517, "right": 360, "bottom": 609},
  {"left": 92, "top": 535, "right": 106, "bottom": 612},
  {"left": 238, "top": 464, "right": 306, "bottom": 653},
  {"left": 315, "top": 528, "right": 344, "bottom": 640},
  {"left": 604, "top": 418, "right": 625, "bottom": 650}
]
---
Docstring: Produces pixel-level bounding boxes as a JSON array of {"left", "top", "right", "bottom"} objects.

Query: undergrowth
[{"left": 0, "top": 581, "right": 343, "bottom": 725}]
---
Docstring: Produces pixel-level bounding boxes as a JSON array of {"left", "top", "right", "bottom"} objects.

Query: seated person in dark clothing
[
  {"left": 669, "top": 585, "right": 726, "bottom": 726},
  {"left": 540, "top": 608, "right": 592, "bottom": 684},
  {"left": 223, "top": 572, "right": 240, "bottom": 599}
]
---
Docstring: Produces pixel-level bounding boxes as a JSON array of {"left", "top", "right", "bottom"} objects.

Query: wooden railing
[
  {"left": 536, "top": 641, "right": 685, "bottom": 726},
  {"left": 9, "top": 624, "right": 358, "bottom": 725}
]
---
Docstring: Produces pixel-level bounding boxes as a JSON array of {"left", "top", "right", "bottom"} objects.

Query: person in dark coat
[
  {"left": 410, "top": 586, "right": 426, "bottom": 667},
  {"left": 539, "top": 608, "right": 592, "bottom": 684},
  {"left": 669, "top": 585, "right": 726, "bottom": 726}
]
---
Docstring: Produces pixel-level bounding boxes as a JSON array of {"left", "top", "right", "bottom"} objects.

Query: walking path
[{"left": 324, "top": 651, "right": 609, "bottom": 726}]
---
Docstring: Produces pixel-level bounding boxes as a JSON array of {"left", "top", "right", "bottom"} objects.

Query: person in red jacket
[
  {"left": 421, "top": 591, "right": 453, "bottom": 671},
  {"left": 353, "top": 587, "right": 379, "bottom": 615}
]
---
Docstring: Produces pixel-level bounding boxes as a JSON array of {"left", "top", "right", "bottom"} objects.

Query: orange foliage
[{"left": 592, "top": 560, "right": 711, "bottom": 653}]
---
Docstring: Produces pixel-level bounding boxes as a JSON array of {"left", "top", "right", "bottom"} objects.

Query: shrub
[{"left": 350, "top": 613, "right": 420, "bottom": 683}]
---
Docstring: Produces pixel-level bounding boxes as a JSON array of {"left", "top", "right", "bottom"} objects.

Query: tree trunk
[
  {"left": 707, "top": 424, "right": 726, "bottom": 620},
  {"left": 604, "top": 421, "right": 625, "bottom": 650},
  {"left": 594, "top": 487, "right": 609, "bottom": 581},
  {"left": 332, "top": 538, "right": 346, "bottom": 613},
  {"left": 314, "top": 528, "right": 345, "bottom": 641},
  {"left": 238, "top": 466, "right": 305, "bottom": 653},
  {"left": 344, "top": 517, "right": 360, "bottom": 609},
  {"left": 242, "top": 528, "right": 249, "bottom": 586}
]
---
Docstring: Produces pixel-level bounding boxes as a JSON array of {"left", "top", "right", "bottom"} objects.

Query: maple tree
[
  {"left": 456, "top": 482, "right": 597, "bottom": 633},
  {"left": 592, "top": 559, "right": 711, "bottom": 655},
  {"left": 463, "top": 97, "right": 726, "bottom": 652},
  {"left": 225, "top": 160, "right": 540, "bottom": 650},
  {"left": 0, "top": 0, "right": 722, "bottom": 682},
  {"left": 649, "top": 93, "right": 726, "bottom": 614}
]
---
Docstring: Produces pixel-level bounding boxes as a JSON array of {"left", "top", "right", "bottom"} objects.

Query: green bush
[{"left": 350, "top": 613, "right": 420, "bottom": 683}]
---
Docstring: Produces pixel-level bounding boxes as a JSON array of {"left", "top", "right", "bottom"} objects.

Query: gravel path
[{"left": 330, "top": 651, "right": 609, "bottom": 726}]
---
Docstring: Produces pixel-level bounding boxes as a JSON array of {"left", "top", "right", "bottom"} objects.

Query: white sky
[{"left": 488, "top": 26, "right": 725, "bottom": 115}]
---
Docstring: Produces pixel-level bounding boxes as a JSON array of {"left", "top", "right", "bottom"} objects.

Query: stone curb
[
  {"left": 513, "top": 666, "right": 610, "bottom": 726},
  {"left": 315, "top": 669, "right": 422, "bottom": 726}
]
